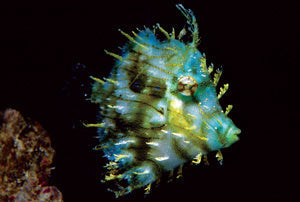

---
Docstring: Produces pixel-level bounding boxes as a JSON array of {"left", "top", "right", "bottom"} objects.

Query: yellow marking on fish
[
  {"left": 90, "top": 76, "right": 105, "bottom": 84},
  {"left": 105, "top": 173, "right": 122, "bottom": 181},
  {"left": 146, "top": 62, "right": 174, "bottom": 75},
  {"left": 104, "top": 162, "right": 118, "bottom": 170},
  {"left": 156, "top": 23, "right": 171, "bottom": 39},
  {"left": 93, "top": 144, "right": 108, "bottom": 150},
  {"left": 217, "top": 83, "right": 229, "bottom": 99},
  {"left": 165, "top": 46, "right": 178, "bottom": 53},
  {"left": 187, "top": 113, "right": 196, "bottom": 119},
  {"left": 225, "top": 105, "right": 233, "bottom": 115},
  {"left": 140, "top": 43, "right": 177, "bottom": 53},
  {"left": 104, "top": 49, "right": 123, "bottom": 61},
  {"left": 216, "top": 150, "right": 223, "bottom": 162},
  {"left": 199, "top": 106, "right": 204, "bottom": 115},
  {"left": 208, "top": 63, "right": 214, "bottom": 74},
  {"left": 114, "top": 154, "right": 130, "bottom": 161},
  {"left": 216, "top": 119, "right": 223, "bottom": 126},
  {"left": 133, "top": 50, "right": 174, "bottom": 58},
  {"left": 192, "top": 153, "right": 202, "bottom": 164},
  {"left": 133, "top": 169, "right": 150, "bottom": 175},
  {"left": 182, "top": 46, "right": 189, "bottom": 59},
  {"left": 165, "top": 63, "right": 183, "bottom": 67},
  {"left": 171, "top": 27, "right": 175, "bottom": 39},
  {"left": 132, "top": 30, "right": 143, "bottom": 40},
  {"left": 83, "top": 123, "right": 105, "bottom": 128},
  {"left": 197, "top": 136, "right": 208, "bottom": 141},
  {"left": 185, "top": 125, "right": 196, "bottom": 130},
  {"left": 104, "top": 77, "right": 119, "bottom": 85},
  {"left": 213, "top": 69, "right": 222, "bottom": 86},
  {"left": 200, "top": 56, "right": 207, "bottom": 72},
  {"left": 178, "top": 27, "right": 187, "bottom": 40},
  {"left": 119, "top": 29, "right": 148, "bottom": 50},
  {"left": 144, "top": 183, "right": 151, "bottom": 194}
]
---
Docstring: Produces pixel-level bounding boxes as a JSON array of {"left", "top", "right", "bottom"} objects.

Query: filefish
[{"left": 87, "top": 4, "right": 241, "bottom": 197}]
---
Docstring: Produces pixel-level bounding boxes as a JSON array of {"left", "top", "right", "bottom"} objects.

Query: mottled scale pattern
[{"left": 89, "top": 4, "right": 241, "bottom": 197}]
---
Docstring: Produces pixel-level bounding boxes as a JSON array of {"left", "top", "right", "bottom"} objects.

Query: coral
[{"left": 0, "top": 108, "right": 63, "bottom": 201}]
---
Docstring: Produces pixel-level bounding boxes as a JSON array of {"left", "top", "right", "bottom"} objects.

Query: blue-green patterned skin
[{"left": 89, "top": 4, "right": 241, "bottom": 197}]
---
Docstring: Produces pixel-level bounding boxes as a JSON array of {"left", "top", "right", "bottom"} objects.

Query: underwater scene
[{"left": 0, "top": 1, "right": 294, "bottom": 201}]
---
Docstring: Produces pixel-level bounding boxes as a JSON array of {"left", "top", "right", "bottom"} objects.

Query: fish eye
[{"left": 177, "top": 76, "right": 198, "bottom": 96}]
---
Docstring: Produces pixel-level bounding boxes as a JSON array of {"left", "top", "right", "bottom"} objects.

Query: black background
[{"left": 0, "top": 0, "right": 295, "bottom": 201}]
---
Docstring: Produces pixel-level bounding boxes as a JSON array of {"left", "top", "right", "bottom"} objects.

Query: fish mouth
[{"left": 224, "top": 127, "right": 241, "bottom": 148}]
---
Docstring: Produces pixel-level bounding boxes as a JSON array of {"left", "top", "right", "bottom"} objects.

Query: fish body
[{"left": 89, "top": 4, "right": 241, "bottom": 197}]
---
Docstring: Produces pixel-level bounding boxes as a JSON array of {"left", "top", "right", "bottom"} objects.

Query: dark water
[{"left": 0, "top": 1, "right": 295, "bottom": 201}]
